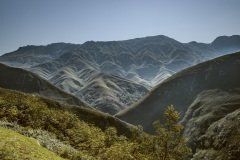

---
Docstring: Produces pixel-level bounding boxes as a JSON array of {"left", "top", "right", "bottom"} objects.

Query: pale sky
[{"left": 0, "top": 0, "right": 240, "bottom": 55}]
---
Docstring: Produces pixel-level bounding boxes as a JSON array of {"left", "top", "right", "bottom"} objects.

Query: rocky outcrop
[{"left": 182, "top": 89, "right": 240, "bottom": 160}]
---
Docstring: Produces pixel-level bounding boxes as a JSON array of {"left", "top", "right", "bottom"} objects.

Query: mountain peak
[{"left": 212, "top": 35, "right": 240, "bottom": 45}]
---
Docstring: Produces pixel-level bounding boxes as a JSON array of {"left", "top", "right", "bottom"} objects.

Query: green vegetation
[
  {"left": 0, "top": 127, "right": 64, "bottom": 160},
  {"left": 0, "top": 88, "right": 191, "bottom": 159},
  {"left": 0, "top": 121, "right": 83, "bottom": 159},
  {"left": 129, "top": 105, "right": 191, "bottom": 160}
]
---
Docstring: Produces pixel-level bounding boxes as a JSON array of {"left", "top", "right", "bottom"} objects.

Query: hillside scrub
[
  {"left": 0, "top": 88, "right": 191, "bottom": 159},
  {"left": 0, "top": 127, "right": 64, "bottom": 160}
]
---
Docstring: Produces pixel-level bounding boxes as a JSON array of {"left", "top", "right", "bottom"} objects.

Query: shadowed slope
[
  {"left": 0, "top": 63, "right": 88, "bottom": 107},
  {"left": 116, "top": 52, "right": 240, "bottom": 132}
]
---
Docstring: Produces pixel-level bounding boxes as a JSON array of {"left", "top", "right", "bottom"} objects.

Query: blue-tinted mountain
[
  {"left": 1, "top": 35, "right": 240, "bottom": 114},
  {"left": 0, "top": 43, "right": 79, "bottom": 68}
]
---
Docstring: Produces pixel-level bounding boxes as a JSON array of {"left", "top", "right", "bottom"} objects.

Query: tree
[
  {"left": 152, "top": 105, "right": 191, "bottom": 160},
  {"left": 130, "top": 105, "right": 192, "bottom": 160}
]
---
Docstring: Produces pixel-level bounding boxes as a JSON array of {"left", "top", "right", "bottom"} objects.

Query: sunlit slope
[{"left": 0, "top": 127, "right": 64, "bottom": 160}]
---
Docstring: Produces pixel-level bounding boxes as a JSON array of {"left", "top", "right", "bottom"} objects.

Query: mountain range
[
  {"left": 1, "top": 35, "right": 240, "bottom": 159},
  {"left": 1, "top": 35, "right": 240, "bottom": 114}
]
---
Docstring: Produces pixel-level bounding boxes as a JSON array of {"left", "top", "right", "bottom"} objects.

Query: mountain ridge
[
  {"left": 1, "top": 35, "right": 240, "bottom": 114},
  {"left": 0, "top": 63, "right": 89, "bottom": 108}
]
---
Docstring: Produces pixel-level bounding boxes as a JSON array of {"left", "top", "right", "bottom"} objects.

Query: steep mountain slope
[
  {"left": 76, "top": 73, "right": 148, "bottom": 114},
  {"left": 31, "top": 60, "right": 149, "bottom": 114},
  {"left": 0, "top": 63, "right": 87, "bottom": 107},
  {"left": 53, "top": 35, "right": 203, "bottom": 86},
  {"left": 181, "top": 89, "right": 240, "bottom": 160},
  {"left": 1, "top": 35, "right": 240, "bottom": 114},
  {"left": 116, "top": 51, "right": 240, "bottom": 131}
]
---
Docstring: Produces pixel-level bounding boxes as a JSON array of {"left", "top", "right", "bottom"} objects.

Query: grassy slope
[{"left": 0, "top": 127, "right": 63, "bottom": 160}]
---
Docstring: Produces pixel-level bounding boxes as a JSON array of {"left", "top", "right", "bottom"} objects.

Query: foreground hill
[
  {"left": 0, "top": 87, "right": 191, "bottom": 159},
  {"left": 1, "top": 35, "right": 240, "bottom": 114},
  {"left": 0, "top": 87, "right": 131, "bottom": 159},
  {"left": 0, "top": 63, "right": 87, "bottom": 107},
  {"left": 181, "top": 89, "right": 240, "bottom": 160},
  {"left": 116, "top": 51, "right": 240, "bottom": 131}
]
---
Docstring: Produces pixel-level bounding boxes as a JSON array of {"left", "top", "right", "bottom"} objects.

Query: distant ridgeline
[
  {"left": 0, "top": 35, "right": 240, "bottom": 160},
  {"left": 0, "top": 35, "right": 240, "bottom": 115}
]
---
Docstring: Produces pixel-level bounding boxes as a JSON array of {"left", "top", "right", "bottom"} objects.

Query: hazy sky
[{"left": 0, "top": 0, "right": 240, "bottom": 55}]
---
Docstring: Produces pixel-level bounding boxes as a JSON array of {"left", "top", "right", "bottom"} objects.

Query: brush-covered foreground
[
  {"left": 0, "top": 87, "right": 191, "bottom": 160},
  {"left": 0, "top": 127, "right": 64, "bottom": 160}
]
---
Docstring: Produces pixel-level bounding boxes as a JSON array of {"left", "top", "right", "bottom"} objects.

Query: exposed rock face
[
  {"left": 116, "top": 52, "right": 240, "bottom": 131},
  {"left": 181, "top": 89, "right": 240, "bottom": 160},
  {"left": 1, "top": 35, "right": 240, "bottom": 114},
  {"left": 75, "top": 73, "right": 148, "bottom": 114}
]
